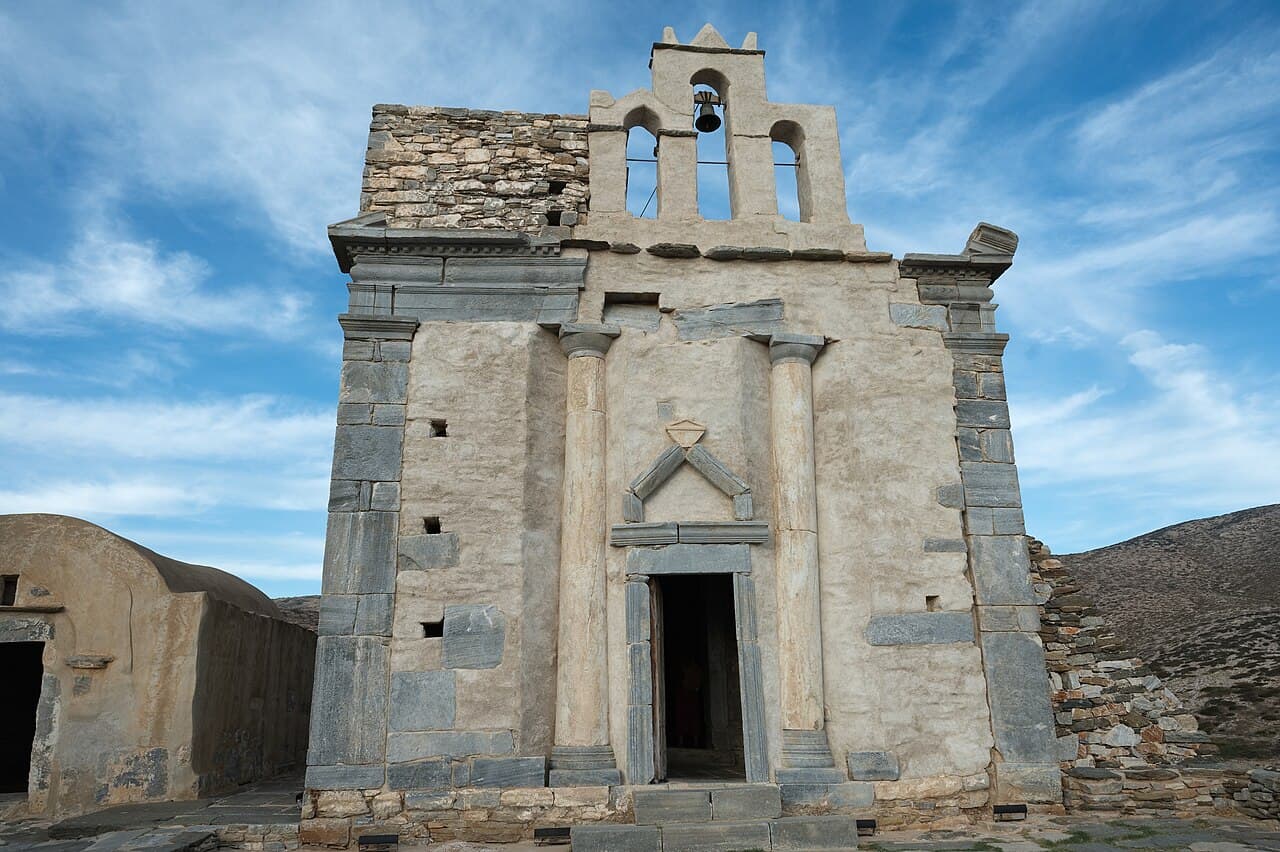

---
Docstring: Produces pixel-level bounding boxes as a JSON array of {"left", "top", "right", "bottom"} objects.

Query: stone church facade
[{"left": 304, "top": 24, "right": 1059, "bottom": 845}]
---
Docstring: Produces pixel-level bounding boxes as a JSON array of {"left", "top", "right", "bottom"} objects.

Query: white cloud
[{"left": 0, "top": 223, "right": 311, "bottom": 336}]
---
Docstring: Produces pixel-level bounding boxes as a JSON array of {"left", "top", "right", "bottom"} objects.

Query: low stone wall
[
  {"left": 1226, "top": 768, "right": 1280, "bottom": 820},
  {"left": 214, "top": 822, "right": 301, "bottom": 851},
  {"left": 361, "top": 105, "right": 589, "bottom": 232}
]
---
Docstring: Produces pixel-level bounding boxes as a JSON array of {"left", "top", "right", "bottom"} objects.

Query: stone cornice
[
  {"left": 338, "top": 313, "right": 420, "bottom": 341},
  {"left": 329, "top": 214, "right": 563, "bottom": 273},
  {"left": 943, "top": 332, "right": 1010, "bottom": 356}
]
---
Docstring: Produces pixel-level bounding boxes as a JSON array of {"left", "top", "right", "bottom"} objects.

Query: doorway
[
  {"left": 0, "top": 642, "right": 43, "bottom": 794},
  {"left": 652, "top": 574, "right": 744, "bottom": 781}
]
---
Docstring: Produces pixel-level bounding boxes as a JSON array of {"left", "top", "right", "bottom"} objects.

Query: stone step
[
  {"left": 632, "top": 784, "right": 782, "bottom": 824},
  {"left": 570, "top": 814, "right": 859, "bottom": 851}
]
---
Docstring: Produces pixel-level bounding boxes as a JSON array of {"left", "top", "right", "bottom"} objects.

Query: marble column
[
  {"left": 768, "top": 332, "right": 841, "bottom": 780},
  {"left": 550, "top": 323, "right": 622, "bottom": 786}
]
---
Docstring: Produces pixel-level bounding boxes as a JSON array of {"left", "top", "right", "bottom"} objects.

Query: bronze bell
[{"left": 695, "top": 101, "right": 721, "bottom": 133}]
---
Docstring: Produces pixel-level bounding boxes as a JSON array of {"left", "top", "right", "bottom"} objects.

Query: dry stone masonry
[{"left": 305, "top": 23, "right": 1067, "bottom": 847}]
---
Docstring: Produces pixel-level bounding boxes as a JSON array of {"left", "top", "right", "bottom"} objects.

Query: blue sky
[{"left": 2, "top": 2, "right": 1278, "bottom": 597}]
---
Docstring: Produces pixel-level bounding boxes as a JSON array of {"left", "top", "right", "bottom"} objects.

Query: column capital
[
  {"left": 768, "top": 332, "right": 825, "bottom": 366},
  {"left": 559, "top": 323, "right": 621, "bottom": 358}
]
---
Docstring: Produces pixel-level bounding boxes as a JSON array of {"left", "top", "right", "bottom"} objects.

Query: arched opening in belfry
[
  {"left": 771, "top": 120, "right": 809, "bottom": 223},
  {"left": 691, "top": 73, "right": 731, "bottom": 220},
  {"left": 625, "top": 110, "right": 660, "bottom": 218},
  {"left": 772, "top": 140, "right": 800, "bottom": 221}
]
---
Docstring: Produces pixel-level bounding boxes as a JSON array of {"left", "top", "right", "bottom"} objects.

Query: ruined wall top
[{"left": 360, "top": 106, "right": 589, "bottom": 232}]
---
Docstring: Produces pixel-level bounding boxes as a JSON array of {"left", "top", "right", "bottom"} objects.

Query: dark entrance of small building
[
  {"left": 0, "top": 642, "right": 44, "bottom": 794},
  {"left": 652, "top": 574, "right": 744, "bottom": 781}
]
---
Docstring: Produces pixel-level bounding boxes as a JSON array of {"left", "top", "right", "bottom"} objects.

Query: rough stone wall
[
  {"left": 1028, "top": 538, "right": 1240, "bottom": 815},
  {"left": 361, "top": 106, "right": 589, "bottom": 232},
  {"left": 1225, "top": 768, "right": 1280, "bottom": 820}
]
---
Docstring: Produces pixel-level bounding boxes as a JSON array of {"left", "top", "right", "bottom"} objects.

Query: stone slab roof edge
[{"left": 328, "top": 212, "right": 563, "bottom": 273}]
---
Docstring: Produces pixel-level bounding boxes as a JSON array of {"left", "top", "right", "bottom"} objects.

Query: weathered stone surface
[
  {"left": 676, "top": 521, "right": 769, "bottom": 544},
  {"left": 622, "top": 490, "right": 645, "bottom": 522},
  {"left": 298, "top": 818, "right": 351, "bottom": 848},
  {"left": 629, "top": 445, "right": 685, "bottom": 499},
  {"left": 322, "top": 511, "right": 397, "bottom": 594},
  {"left": 610, "top": 522, "right": 678, "bottom": 546},
  {"left": 971, "top": 534, "right": 1036, "bottom": 605},
  {"left": 386, "top": 758, "right": 450, "bottom": 790},
  {"left": 628, "top": 642, "right": 652, "bottom": 705},
  {"left": 626, "top": 580, "right": 650, "bottom": 643},
  {"left": 625, "top": 543, "right": 750, "bottom": 575},
  {"left": 960, "top": 461, "right": 1022, "bottom": 507},
  {"left": 771, "top": 815, "right": 862, "bottom": 850},
  {"left": 386, "top": 730, "right": 514, "bottom": 761},
  {"left": 672, "top": 298, "right": 784, "bottom": 340},
  {"left": 442, "top": 604, "right": 506, "bottom": 669},
  {"left": 739, "top": 640, "right": 769, "bottom": 782},
  {"left": 890, "top": 302, "right": 948, "bottom": 331},
  {"left": 340, "top": 360, "right": 409, "bottom": 404},
  {"left": 305, "top": 764, "right": 385, "bottom": 790},
  {"left": 397, "top": 531, "right": 460, "bottom": 570},
  {"left": 710, "top": 785, "right": 781, "bottom": 820},
  {"left": 846, "top": 750, "right": 900, "bottom": 781},
  {"left": 355, "top": 593, "right": 393, "bottom": 636},
  {"left": 318, "top": 595, "right": 357, "bottom": 636},
  {"left": 570, "top": 824, "right": 660, "bottom": 852},
  {"left": 865, "top": 611, "right": 974, "bottom": 645},
  {"left": 982, "top": 631, "right": 1058, "bottom": 766},
  {"left": 626, "top": 704, "right": 655, "bottom": 785},
  {"left": 389, "top": 671, "right": 456, "bottom": 731},
  {"left": 646, "top": 242, "right": 700, "bottom": 258},
  {"left": 732, "top": 491, "right": 753, "bottom": 520},
  {"left": 369, "top": 480, "right": 400, "bottom": 511},
  {"left": 308, "top": 636, "right": 388, "bottom": 765},
  {"left": 332, "top": 425, "right": 404, "bottom": 482},
  {"left": 632, "top": 788, "right": 711, "bottom": 824},
  {"left": 470, "top": 756, "right": 545, "bottom": 788},
  {"left": 923, "top": 537, "right": 967, "bottom": 552},
  {"left": 664, "top": 821, "right": 772, "bottom": 851},
  {"left": 684, "top": 444, "right": 751, "bottom": 494},
  {"left": 0, "top": 616, "right": 54, "bottom": 642},
  {"left": 828, "top": 780, "right": 875, "bottom": 807}
]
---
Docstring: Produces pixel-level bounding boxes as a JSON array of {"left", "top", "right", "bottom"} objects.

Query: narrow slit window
[
  {"left": 421, "top": 620, "right": 444, "bottom": 638},
  {"left": 429, "top": 419, "right": 448, "bottom": 438},
  {"left": 1, "top": 574, "right": 17, "bottom": 606},
  {"left": 773, "top": 140, "right": 800, "bottom": 221},
  {"left": 423, "top": 517, "right": 443, "bottom": 535}
]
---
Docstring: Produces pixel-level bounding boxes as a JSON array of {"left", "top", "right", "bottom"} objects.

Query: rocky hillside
[
  {"left": 1060, "top": 504, "right": 1280, "bottom": 762},
  {"left": 274, "top": 595, "right": 320, "bottom": 632}
]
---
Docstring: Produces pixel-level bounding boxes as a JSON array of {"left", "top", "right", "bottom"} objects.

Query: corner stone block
[
  {"left": 318, "top": 595, "right": 358, "bottom": 636},
  {"left": 733, "top": 491, "right": 753, "bottom": 520},
  {"left": 370, "top": 481, "right": 400, "bottom": 512},
  {"left": 305, "top": 764, "right": 386, "bottom": 791},
  {"left": 865, "top": 611, "right": 974, "bottom": 645},
  {"left": 622, "top": 491, "right": 644, "bottom": 522},
  {"left": 340, "top": 360, "right": 409, "bottom": 404},
  {"left": 960, "top": 461, "right": 1022, "bottom": 508},
  {"left": 387, "top": 759, "right": 451, "bottom": 790},
  {"left": 936, "top": 482, "right": 965, "bottom": 509},
  {"left": 389, "top": 670, "right": 456, "bottom": 732},
  {"left": 970, "top": 535, "right": 1036, "bottom": 605},
  {"left": 981, "top": 429, "right": 1015, "bottom": 462},
  {"left": 328, "top": 479, "right": 361, "bottom": 512},
  {"left": 332, "top": 425, "right": 404, "bottom": 482},
  {"left": 443, "top": 604, "right": 506, "bottom": 669},
  {"left": 846, "top": 751, "right": 899, "bottom": 781},
  {"left": 982, "top": 632, "right": 1059, "bottom": 767},
  {"left": 956, "top": 399, "right": 1011, "bottom": 429},
  {"left": 322, "top": 511, "right": 397, "bottom": 594},
  {"left": 308, "top": 636, "right": 388, "bottom": 765},
  {"left": 386, "top": 730, "right": 514, "bottom": 762},
  {"left": 994, "top": 761, "right": 1063, "bottom": 805},
  {"left": 336, "top": 403, "right": 372, "bottom": 425},
  {"left": 355, "top": 594, "right": 394, "bottom": 636},
  {"left": 398, "top": 532, "right": 460, "bottom": 571},
  {"left": 992, "top": 507, "right": 1026, "bottom": 535},
  {"left": 470, "top": 756, "right": 546, "bottom": 788}
]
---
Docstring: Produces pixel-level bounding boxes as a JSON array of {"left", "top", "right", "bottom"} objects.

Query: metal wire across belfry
[{"left": 625, "top": 156, "right": 799, "bottom": 218}]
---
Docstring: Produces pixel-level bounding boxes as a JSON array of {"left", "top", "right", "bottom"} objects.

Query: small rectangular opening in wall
[
  {"left": 926, "top": 595, "right": 941, "bottom": 612},
  {"left": 1, "top": 575, "right": 17, "bottom": 606},
  {"left": 548, "top": 180, "right": 567, "bottom": 196},
  {"left": 421, "top": 621, "right": 443, "bottom": 638},
  {"left": 604, "top": 292, "right": 660, "bottom": 305},
  {"left": 423, "top": 517, "right": 443, "bottom": 534},
  {"left": 545, "top": 210, "right": 562, "bottom": 226},
  {"left": 429, "top": 419, "right": 448, "bottom": 437}
]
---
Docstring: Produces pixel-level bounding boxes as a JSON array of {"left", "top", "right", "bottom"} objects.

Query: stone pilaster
[
  {"left": 767, "top": 333, "right": 841, "bottom": 781},
  {"left": 903, "top": 223, "right": 1062, "bottom": 805},
  {"left": 550, "top": 323, "right": 622, "bottom": 786},
  {"left": 307, "top": 313, "right": 418, "bottom": 792}
]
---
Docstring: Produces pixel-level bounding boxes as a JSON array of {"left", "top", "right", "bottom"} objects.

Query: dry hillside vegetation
[{"left": 1061, "top": 504, "right": 1280, "bottom": 762}]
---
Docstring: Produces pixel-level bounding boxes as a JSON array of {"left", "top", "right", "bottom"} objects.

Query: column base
[
  {"left": 550, "top": 745, "right": 622, "bottom": 787},
  {"left": 777, "top": 729, "right": 844, "bottom": 782}
]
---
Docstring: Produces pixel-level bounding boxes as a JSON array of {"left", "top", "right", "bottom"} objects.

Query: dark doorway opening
[
  {"left": 654, "top": 574, "right": 744, "bottom": 781},
  {"left": 0, "top": 642, "right": 43, "bottom": 794}
]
